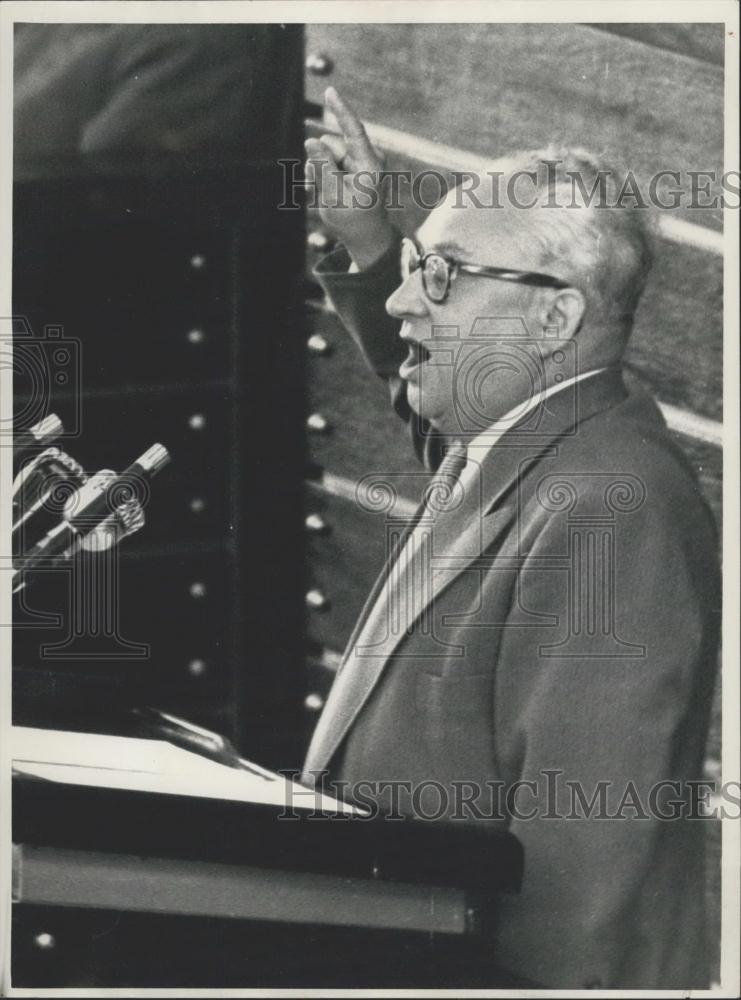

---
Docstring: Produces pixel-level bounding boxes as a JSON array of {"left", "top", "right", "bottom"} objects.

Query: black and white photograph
[{"left": 1, "top": 1, "right": 738, "bottom": 994}]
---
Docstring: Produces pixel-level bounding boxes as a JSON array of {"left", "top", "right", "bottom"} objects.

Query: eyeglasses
[{"left": 400, "top": 236, "right": 570, "bottom": 304}]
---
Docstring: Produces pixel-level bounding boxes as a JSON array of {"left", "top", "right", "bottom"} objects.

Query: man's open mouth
[
  {"left": 399, "top": 340, "right": 431, "bottom": 380},
  {"left": 406, "top": 341, "right": 431, "bottom": 366}
]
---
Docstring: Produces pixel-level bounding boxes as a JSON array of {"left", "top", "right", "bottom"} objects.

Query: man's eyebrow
[{"left": 422, "top": 238, "right": 469, "bottom": 257}]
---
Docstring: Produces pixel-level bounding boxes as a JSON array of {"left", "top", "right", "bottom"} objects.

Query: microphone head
[
  {"left": 114, "top": 498, "right": 146, "bottom": 536},
  {"left": 13, "top": 447, "right": 87, "bottom": 532},
  {"left": 32, "top": 414, "right": 64, "bottom": 446},
  {"left": 137, "top": 443, "right": 171, "bottom": 477},
  {"left": 79, "top": 498, "right": 146, "bottom": 554}
]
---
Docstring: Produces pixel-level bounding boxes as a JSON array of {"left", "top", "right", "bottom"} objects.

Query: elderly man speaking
[{"left": 301, "top": 88, "right": 720, "bottom": 990}]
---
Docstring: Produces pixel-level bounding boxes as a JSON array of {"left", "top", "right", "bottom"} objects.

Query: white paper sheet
[{"left": 12, "top": 726, "right": 362, "bottom": 814}]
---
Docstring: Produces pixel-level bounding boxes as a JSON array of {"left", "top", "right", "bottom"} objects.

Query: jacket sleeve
[
  {"left": 489, "top": 471, "right": 720, "bottom": 989},
  {"left": 314, "top": 241, "right": 444, "bottom": 471}
]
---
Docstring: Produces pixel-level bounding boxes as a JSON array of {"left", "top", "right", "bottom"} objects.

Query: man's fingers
[
  {"left": 305, "top": 135, "right": 347, "bottom": 209},
  {"left": 305, "top": 136, "right": 329, "bottom": 160},
  {"left": 305, "top": 137, "right": 340, "bottom": 191},
  {"left": 324, "top": 86, "right": 377, "bottom": 167},
  {"left": 305, "top": 136, "right": 342, "bottom": 171},
  {"left": 319, "top": 133, "right": 351, "bottom": 168},
  {"left": 304, "top": 158, "right": 316, "bottom": 189},
  {"left": 318, "top": 140, "right": 342, "bottom": 174}
]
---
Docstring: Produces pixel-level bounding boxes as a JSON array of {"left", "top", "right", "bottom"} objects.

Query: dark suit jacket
[{"left": 303, "top": 243, "right": 721, "bottom": 989}]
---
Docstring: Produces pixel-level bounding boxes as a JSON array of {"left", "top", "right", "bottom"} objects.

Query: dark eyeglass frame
[{"left": 400, "top": 236, "right": 571, "bottom": 304}]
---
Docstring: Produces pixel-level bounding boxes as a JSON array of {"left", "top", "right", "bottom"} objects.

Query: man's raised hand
[{"left": 305, "top": 87, "right": 396, "bottom": 270}]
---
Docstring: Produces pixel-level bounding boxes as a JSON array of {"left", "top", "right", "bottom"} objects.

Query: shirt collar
[{"left": 460, "top": 368, "right": 608, "bottom": 462}]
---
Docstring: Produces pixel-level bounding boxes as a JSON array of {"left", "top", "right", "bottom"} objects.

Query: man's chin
[
  {"left": 405, "top": 383, "right": 445, "bottom": 429},
  {"left": 405, "top": 381, "right": 427, "bottom": 418}
]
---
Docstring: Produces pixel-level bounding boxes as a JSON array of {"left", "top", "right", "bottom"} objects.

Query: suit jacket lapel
[
  {"left": 337, "top": 496, "right": 425, "bottom": 669},
  {"left": 303, "top": 369, "right": 629, "bottom": 777}
]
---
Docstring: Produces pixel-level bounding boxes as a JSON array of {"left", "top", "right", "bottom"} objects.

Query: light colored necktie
[
  {"left": 356, "top": 439, "right": 470, "bottom": 646},
  {"left": 301, "top": 440, "right": 469, "bottom": 779},
  {"left": 422, "top": 439, "right": 469, "bottom": 514}
]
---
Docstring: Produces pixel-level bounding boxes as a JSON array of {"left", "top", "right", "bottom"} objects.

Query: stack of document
[{"left": 12, "top": 726, "right": 362, "bottom": 815}]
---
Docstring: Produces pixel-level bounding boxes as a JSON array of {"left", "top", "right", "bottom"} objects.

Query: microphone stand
[{"left": 13, "top": 444, "right": 170, "bottom": 580}]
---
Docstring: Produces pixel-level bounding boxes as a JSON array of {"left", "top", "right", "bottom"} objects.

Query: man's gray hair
[{"left": 497, "top": 146, "right": 655, "bottom": 329}]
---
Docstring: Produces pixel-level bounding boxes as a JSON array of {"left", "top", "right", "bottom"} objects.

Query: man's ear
[{"left": 539, "top": 287, "right": 587, "bottom": 343}]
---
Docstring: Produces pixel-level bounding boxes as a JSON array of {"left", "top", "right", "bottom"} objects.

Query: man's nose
[{"left": 385, "top": 273, "right": 429, "bottom": 320}]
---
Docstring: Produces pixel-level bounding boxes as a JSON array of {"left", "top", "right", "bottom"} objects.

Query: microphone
[
  {"left": 64, "top": 475, "right": 147, "bottom": 555},
  {"left": 86, "top": 497, "right": 147, "bottom": 550},
  {"left": 11, "top": 497, "right": 147, "bottom": 596},
  {"left": 13, "top": 414, "right": 64, "bottom": 458},
  {"left": 13, "top": 444, "right": 170, "bottom": 576},
  {"left": 13, "top": 447, "right": 87, "bottom": 542}
]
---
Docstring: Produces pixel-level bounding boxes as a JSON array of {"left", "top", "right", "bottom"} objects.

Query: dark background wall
[{"left": 12, "top": 24, "right": 306, "bottom": 768}]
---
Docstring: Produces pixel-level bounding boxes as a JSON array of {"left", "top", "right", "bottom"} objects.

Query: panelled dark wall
[{"left": 13, "top": 142, "right": 305, "bottom": 766}]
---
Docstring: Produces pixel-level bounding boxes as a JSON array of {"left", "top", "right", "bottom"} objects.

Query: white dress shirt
[
  {"left": 354, "top": 369, "right": 606, "bottom": 647},
  {"left": 456, "top": 367, "right": 606, "bottom": 496}
]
